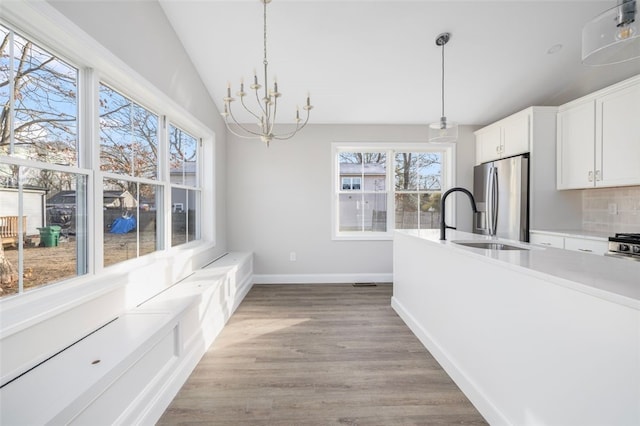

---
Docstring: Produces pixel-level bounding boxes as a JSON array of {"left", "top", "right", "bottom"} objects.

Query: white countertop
[
  {"left": 530, "top": 228, "right": 611, "bottom": 241},
  {"left": 397, "top": 229, "right": 640, "bottom": 310}
]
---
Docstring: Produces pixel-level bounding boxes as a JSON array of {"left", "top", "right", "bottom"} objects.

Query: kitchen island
[{"left": 392, "top": 229, "right": 639, "bottom": 426}]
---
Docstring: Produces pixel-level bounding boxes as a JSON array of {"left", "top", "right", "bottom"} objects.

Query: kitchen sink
[{"left": 452, "top": 240, "right": 529, "bottom": 251}]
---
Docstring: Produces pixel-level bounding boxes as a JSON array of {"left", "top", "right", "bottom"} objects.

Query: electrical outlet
[
  {"left": 608, "top": 203, "right": 618, "bottom": 215},
  {"left": 289, "top": 252, "right": 297, "bottom": 262}
]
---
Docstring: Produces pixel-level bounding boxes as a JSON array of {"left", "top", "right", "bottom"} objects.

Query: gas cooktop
[{"left": 608, "top": 233, "right": 640, "bottom": 260}]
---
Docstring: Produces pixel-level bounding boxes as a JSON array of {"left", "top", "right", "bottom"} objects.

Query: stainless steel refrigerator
[{"left": 473, "top": 154, "right": 529, "bottom": 242}]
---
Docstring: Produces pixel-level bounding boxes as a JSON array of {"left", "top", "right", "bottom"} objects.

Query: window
[
  {"left": 1, "top": 25, "right": 88, "bottom": 296},
  {"left": 99, "top": 83, "right": 162, "bottom": 267},
  {"left": 0, "top": 26, "right": 78, "bottom": 164},
  {"left": 0, "top": 20, "right": 209, "bottom": 298},
  {"left": 169, "top": 124, "right": 200, "bottom": 247},
  {"left": 337, "top": 152, "right": 388, "bottom": 233},
  {"left": 333, "top": 143, "right": 452, "bottom": 239},
  {"left": 394, "top": 152, "right": 442, "bottom": 230},
  {"left": 341, "top": 177, "right": 361, "bottom": 190}
]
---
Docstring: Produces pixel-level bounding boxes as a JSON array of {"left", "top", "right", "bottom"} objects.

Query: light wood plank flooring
[{"left": 158, "top": 284, "right": 487, "bottom": 425}]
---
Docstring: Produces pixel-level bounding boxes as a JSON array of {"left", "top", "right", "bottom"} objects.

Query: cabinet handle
[
  {"left": 588, "top": 171, "right": 594, "bottom": 182},
  {"left": 578, "top": 248, "right": 593, "bottom": 252},
  {"left": 540, "top": 242, "right": 552, "bottom": 246},
  {"left": 496, "top": 146, "right": 500, "bottom": 153},
  {"left": 595, "top": 170, "right": 602, "bottom": 181}
]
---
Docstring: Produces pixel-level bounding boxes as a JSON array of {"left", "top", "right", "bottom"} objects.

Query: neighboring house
[
  {"left": 103, "top": 191, "right": 137, "bottom": 210},
  {"left": 339, "top": 162, "right": 386, "bottom": 191},
  {"left": 48, "top": 190, "right": 137, "bottom": 210},
  {"left": 0, "top": 187, "right": 47, "bottom": 236},
  {"left": 339, "top": 162, "right": 387, "bottom": 231},
  {"left": 170, "top": 161, "right": 197, "bottom": 187},
  {"left": 46, "top": 190, "right": 77, "bottom": 209},
  {"left": 170, "top": 161, "right": 197, "bottom": 212}
]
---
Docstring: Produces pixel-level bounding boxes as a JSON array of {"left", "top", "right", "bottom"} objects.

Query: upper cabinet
[
  {"left": 475, "top": 109, "right": 530, "bottom": 164},
  {"left": 556, "top": 100, "right": 596, "bottom": 188},
  {"left": 557, "top": 75, "right": 640, "bottom": 190}
]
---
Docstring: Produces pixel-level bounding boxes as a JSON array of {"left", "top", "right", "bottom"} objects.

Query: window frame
[{"left": 331, "top": 142, "right": 456, "bottom": 241}]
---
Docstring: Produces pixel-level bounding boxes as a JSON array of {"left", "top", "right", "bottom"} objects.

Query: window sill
[{"left": 332, "top": 233, "right": 393, "bottom": 241}]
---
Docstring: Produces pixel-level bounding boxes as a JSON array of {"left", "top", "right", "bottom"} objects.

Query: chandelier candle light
[
  {"left": 429, "top": 32, "right": 458, "bottom": 143},
  {"left": 221, "top": 0, "right": 312, "bottom": 147}
]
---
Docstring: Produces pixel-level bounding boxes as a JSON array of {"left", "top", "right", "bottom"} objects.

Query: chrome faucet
[{"left": 440, "top": 187, "right": 478, "bottom": 240}]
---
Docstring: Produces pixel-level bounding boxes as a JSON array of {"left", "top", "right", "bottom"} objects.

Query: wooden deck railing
[{"left": 0, "top": 216, "right": 27, "bottom": 246}]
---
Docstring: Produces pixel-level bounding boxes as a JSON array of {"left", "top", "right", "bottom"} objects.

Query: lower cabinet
[
  {"left": 563, "top": 236, "right": 609, "bottom": 255},
  {"left": 529, "top": 232, "right": 564, "bottom": 249},
  {"left": 530, "top": 231, "right": 608, "bottom": 255}
]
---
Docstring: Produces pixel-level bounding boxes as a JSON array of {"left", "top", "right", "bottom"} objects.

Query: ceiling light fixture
[
  {"left": 221, "top": 0, "right": 312, "bottom": 147},
  {"left": 429, "top": 32, "right": 458, "bottom": 143},
  {"left": 582, "top": 0, "right": 640, "bottom": 66}
]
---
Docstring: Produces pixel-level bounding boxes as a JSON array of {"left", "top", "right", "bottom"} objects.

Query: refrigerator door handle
[
  {"left": 487, "top": 167, "right": 498, "bottom": 235},
  {"left": 486, "top": 167, "right": 493, "bottom": 235}
]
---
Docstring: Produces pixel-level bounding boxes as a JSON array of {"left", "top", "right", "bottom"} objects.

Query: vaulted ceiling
[{"left": 160, "top": 0, "right": 640, "bottom": 126}]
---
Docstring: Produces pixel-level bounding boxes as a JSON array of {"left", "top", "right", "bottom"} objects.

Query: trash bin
[{"left": 38, "top": 225, "right": 62, "bottom": 247}]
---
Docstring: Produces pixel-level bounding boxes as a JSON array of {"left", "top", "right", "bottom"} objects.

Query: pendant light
[
  {"left": 429, "top": 32, "right": 458, "bottom": 143},
  {"left": 582, "top": 0, "right": 640, "bottom": 66}
]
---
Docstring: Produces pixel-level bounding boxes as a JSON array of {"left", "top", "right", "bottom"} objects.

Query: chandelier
[
  {"left": 428, "top": 32, "right": 458, "bottom": 143},
  {"left": 221, "top": 0, "right": 312, "bottom": 147}
]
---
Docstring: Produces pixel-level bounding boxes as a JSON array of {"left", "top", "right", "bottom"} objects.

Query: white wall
[
  {"left": 48, "top": 0, "right": 228, "bottom": 255},
  {"left": 227, "top": 124, "right": 477, "bottom": 280}
]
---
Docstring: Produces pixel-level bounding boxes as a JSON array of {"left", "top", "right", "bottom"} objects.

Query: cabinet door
[
  {"left": 597, "top": 82, "right": 640, "bottom": 187},
  {"left": 556, "top": 100, "right": 596, "bottom": 189},
  {"left": 529, "top": 232, "right": 564, "bottom": 248},
  {"left": 563, "top": 236, "right": 608, "bottom": 255},
  {"left": 501, "top": 111, "right": 530, "bottom": 158},
  {"left": 476, "top": 125, "right": 502, "bottom": 164}
]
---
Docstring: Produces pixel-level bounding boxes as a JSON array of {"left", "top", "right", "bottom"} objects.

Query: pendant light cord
[{"left": 441, "top": 40, "right": 445, "bottom": 118}]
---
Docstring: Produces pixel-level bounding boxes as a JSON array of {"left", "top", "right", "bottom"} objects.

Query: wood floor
[{"left": 158, "top": 284, "right": 487, "bottom": 425}]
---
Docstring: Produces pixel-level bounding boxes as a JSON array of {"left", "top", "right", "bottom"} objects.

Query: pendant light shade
[
  {"left": 429, "top": 32, "right": 458, "bottom": 143},
  {"left": 582, "top": 0, "right": 640, "bottom": 66}
]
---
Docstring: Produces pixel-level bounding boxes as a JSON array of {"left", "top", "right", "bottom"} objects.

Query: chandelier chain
[{"left": 263, "top": 0, "right": 268, "bottom": 66}]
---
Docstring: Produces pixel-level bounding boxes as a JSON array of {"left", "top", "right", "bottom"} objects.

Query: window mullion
[
  {"left": 387, "top": 149, "right": 394, "bottom": 236},
  {"left": 80, "top": 68, "right": 99, "bottom": 275},
  {"left": 160, "top": 116, "right": 169, "bottom": 250},
  {"left": 8, "top": 30, "right": 15, "bottom": 155}
]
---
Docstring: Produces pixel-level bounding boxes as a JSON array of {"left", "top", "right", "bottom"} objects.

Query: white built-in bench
[{"left": 0, "top": 252, "right": 253, "bottom": 425}]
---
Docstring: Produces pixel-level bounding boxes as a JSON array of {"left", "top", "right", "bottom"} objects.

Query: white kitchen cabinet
[
  {"left": 530, "top": 230, "right": 609, "bottom": 256},
  {"left": 598, "top": 81, "right": 640, "bottom": 186},
  {"left": 475, "top": 125, "right": 502, "bottom": 164},
  {"left": 564, "top": 236, "right": 609, "bottom": 255},
  {"left": 475, "top": 109, "right": 529, "bottom": 164},
  {"left": 557, "top": 74, "right": 640, "bottom": 189},
  {"left": 556, "top": 100, "right": 596, "bottom": 189},
  {"left": 529, "top": 232, "right": 564, "bottom": 248}
]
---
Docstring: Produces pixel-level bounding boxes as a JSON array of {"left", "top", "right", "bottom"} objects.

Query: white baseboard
[
  {"left": 390, "top": 297, "right": 508, "bottom": 426},
  {"left": 252, "top": 273, "right": 393, "bottom": 284}
]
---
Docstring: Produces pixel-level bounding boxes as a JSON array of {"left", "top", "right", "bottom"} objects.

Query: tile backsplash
[{"left": 582, "top": 186, "right": 640, "bottom": 233}]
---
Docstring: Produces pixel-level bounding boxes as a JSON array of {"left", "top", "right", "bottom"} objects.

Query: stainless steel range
[{"left": 608, "top": 233, "right": 640, "bottom": 261}]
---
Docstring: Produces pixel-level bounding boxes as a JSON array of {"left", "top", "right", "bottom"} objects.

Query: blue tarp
[{"left": 110, "top": 216, "right": 136, "bottom": 234}]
